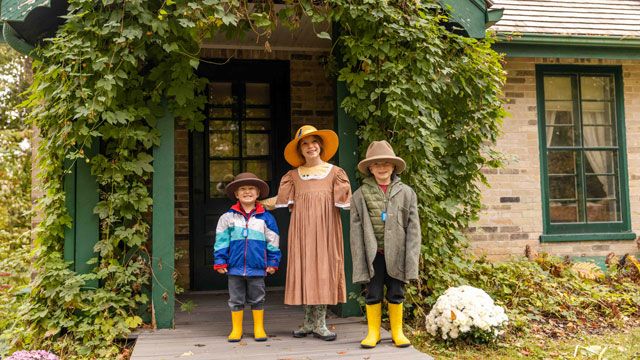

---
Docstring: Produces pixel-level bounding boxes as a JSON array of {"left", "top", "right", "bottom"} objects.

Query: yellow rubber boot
[
  {"left": 228, "top": 310, "right": 243, "bottom": 342},
  {"left": 388, "top": 303, "right": 411, "bottom": 348},
  {"left": 360, "top": 303, "right": 382, "bottom": 348},
  {"left": 252, "top": 309, "right": 268, "bottom": 341}
]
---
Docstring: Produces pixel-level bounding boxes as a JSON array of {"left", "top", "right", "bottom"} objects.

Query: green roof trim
[
  {"left": 439, "top": 0, "right": 503, "bottom": 39},
  {"left": 1, "top": 0, "right": 50, "bottom": 22},
  {"left": 494, "top": 33, "right": 640, "bottom": 59}
]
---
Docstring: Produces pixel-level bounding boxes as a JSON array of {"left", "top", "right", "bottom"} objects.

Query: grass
[{"left": 411, "top": 326, "right": 640, "bottom": 359}]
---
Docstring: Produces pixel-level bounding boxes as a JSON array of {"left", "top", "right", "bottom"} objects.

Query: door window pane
[
  {"left": 245, "top": 121, "right": 271, "bottom": 131},
  {"left": 243, "top": 133, "right": 270, "bottom": 156},
  {"left": 209, "top": 107, "right": 232, "bottom": 118},
  {"left": 246, "top": 108, "right": 271, "bottom": 118},
  {"left": 209, "top": 123, "right": 239, "bottom": 157},
  {"left": 246, "top": 83, "right": 270, "bottom": 105},
  {"left": 209, "top": 82, "right": 233, "bottom": 105},
  {"left": 244, "top": 160, "right": 271, "bottom": 182},
  {"left": 209, "top": 160, "right": 240, "bottom": 197}
]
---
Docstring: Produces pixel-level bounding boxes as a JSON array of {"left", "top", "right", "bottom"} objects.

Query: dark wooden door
[{"left": 191, "top": 60, "right": 290, "bottom": 291}]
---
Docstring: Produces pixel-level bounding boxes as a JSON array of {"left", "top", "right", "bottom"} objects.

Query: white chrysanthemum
[{"left": 425, "top": 285, "right": 509, "bottom": 341}]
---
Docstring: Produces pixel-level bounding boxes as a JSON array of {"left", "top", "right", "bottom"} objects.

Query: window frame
[{"left": 535, "top": 65, "right": 634, "bottom": 242}]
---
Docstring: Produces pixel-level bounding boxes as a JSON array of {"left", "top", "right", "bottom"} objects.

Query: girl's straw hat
[
  {"left": 357, "top": 140, "right": 407, "bottom": 175},
  {"left": 284, "top": 125, "right": 339, "bottom": 167},
  {"left": 224, "top": 172, "right": 270, "bottom": 200}
]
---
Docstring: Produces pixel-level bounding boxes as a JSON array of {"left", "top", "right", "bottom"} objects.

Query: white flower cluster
[{"left": 425, "top": 285, "right": 508, "bottom": 340}]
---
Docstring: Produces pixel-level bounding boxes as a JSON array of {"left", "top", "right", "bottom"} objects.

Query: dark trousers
[
  {"left": 365, "top": 252, "right": 405, "bottom": 305},
  {"left": 227, "top": 275, "right": 265, "bottom": 311}
]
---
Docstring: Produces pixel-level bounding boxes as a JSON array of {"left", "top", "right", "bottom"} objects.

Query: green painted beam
[
  {"left": 152, "top": 104, "right": 175, "bottom": 329},
  {"left": 2, "top": 22, "right": 33, "bottom": 55},
  {"left": 439, "top": 0, "right": 489, "bottom": 38},
  {"left": 1, "top": 0, "right": 50, "bottom": 21}
]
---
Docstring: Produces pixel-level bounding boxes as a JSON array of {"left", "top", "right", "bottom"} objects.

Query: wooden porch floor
[{"left": 131, "top": 290, "right": 433, "bottom": 360}]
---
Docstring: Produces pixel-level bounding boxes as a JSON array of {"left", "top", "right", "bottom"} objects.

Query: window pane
[
  {"left": 582, "top": 101, "right": 613, "bottom": 125},
  {"left": 246, "top": 83, "right": 270, "bottom": 105},
  {"left": 584, "top": 150, "right": 616, "bottom": 174},
  {"left": 550, "top": 201, "right": 578, "bottom": 223},
  {"left": 246, "top": 108, "right": 271, "bottom": 118},
  {"left": 549, "top": 175, "right": 576, "bottom": 200},
  {"left": 209, "top": 122, "right": 239, "bottom": 157},
  {"left": 243, "top": 133, "right": 270, "bottom": 156},
  {"left": 580, "top": 76, "right": 613, "bottom": 101},
  {"left": 546, "top": 126, "right": 575, "bottom": 147},
  {"left": 245, "top": 121, "right": 271, "bottom": 131},
  {"left": 586, "top": 175, "right": 617, "bottom": 200},
  {"left": 544, "top": 76, "right": 573, "bottom": 100},
  {"left": 209, "top": 107, "right": 232, "bottom": 118},
  {"left": 209, "top": 82, "right": 234, "bottom": 105},
  {"left": 548, "top": 151, "right": 576, "bottom": 175},
  {"left": 583, "top": 126, "right": 616, "bottom": 147},
  {"left": 244, "top": 160, "right": 271, "bottom": 182},
  {"left": 209, "top": 160, "right": 240, "bottom": 198},
  {"left": 587, "top": 200, "right": 619, "bottom": 222}
]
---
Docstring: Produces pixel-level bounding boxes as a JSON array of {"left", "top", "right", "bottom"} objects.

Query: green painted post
[
  {"left": 152, "top": 105, "right": 175, "bottom": 329},
  {"left": 63, "top": 160, "right": 76, "bottom": 265},
  {"left": 333, "top": 23, "right": 362, "bottom": 316},
  {"left": 335, "top": 80, "right": 361, "bottom": 317},
  {"left": 75, "top": 142, "right": 100, "bottom": 288},
  {"left": 63, "top": 141, "right": 100, "bottom": 290}
]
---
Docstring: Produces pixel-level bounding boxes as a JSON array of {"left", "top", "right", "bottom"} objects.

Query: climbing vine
[{"left": 3, "top": 0, "right": 504, "bottom": 357}]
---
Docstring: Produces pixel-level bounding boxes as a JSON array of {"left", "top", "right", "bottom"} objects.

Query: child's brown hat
[
  {"left": 357, "top": 140, "right": 406, "bottom": 175},
  {"left": 224, "top": 172, "right": 270, "bottom": 200}
]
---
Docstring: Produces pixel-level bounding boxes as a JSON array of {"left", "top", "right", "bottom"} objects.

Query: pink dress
[{"left": 276, "top": 165, "right": 351, "bottom": 305}]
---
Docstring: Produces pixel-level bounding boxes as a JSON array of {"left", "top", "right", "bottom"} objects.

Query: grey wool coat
[{"left": 350, "top": 176, "right": 421, "bottom": 284}]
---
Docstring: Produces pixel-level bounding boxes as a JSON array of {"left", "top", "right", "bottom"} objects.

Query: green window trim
[{"left": 535, "top": 65, "right": 633, "bottom": 243}]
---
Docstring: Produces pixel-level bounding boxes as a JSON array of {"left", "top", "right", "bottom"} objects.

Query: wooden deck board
[{"left": 131, "top": 291, "right": 432, "bottom": 360}]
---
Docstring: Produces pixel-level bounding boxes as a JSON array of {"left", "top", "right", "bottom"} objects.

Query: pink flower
[{"left": 5, "top": 350, "right": 60, "bottom": 360}]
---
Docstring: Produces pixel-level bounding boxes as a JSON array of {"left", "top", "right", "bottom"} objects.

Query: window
[{"left": 536, "top": 65, "right": 634, "bottom": 242}]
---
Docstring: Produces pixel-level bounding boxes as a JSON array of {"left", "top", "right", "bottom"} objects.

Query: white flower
[{"left": 425, "top": 285, "right": 509, "bottom": 341}]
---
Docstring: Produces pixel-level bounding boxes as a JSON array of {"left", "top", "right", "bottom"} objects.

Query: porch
[{"left": 130, "top": 290, "right": 433, "bottom": 360}]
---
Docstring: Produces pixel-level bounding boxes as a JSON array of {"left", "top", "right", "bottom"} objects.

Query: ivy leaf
[{"left": 317, "top": 31, "right": 331, "bottom": 40}]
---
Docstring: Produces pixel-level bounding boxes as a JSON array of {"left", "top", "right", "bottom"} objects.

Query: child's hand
[
  {"left": 216, "top": 268, "right": 228, "bottom": 274},
  {"left": 266, "top": 267, "right": 276, "bottom": 274}
]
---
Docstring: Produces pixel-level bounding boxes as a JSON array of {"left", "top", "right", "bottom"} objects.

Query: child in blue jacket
[{"left": 213, "top": 172, "right": 281, "bottom": 342}]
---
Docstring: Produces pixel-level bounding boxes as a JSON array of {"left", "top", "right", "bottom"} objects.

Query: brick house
[{"left": 473, "top": 0, "right": 640, "bottom": 260}]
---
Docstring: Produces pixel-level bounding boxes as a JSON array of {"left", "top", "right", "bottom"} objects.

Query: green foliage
[
  {"left": 464, "top": 256, "right": 640, "bottom": 336},
  {"left": 0, "top": 44, "right": 32, "bottom": 356},
  {"left": 7, "top": 0, "right": 505, "bottom": 357},
  {"left": 330, "top": 1, "right": 506, "bottom": 310}
]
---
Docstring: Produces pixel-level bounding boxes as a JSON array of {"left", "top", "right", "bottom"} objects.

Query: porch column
[
  {"left": 63, "top": 140, "right": 99, "bottom": 289},
  {"left": 152, "top": 105, "right": 175, "bottom": 329},
  {"left": 335, "top": 78, "right": 361, "bottom": 317}
]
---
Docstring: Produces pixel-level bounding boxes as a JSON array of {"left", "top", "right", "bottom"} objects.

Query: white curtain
[
  {"left": 545, "top": 110, "right": 556, "bottom": 146},
  {"left": 582, "top": 111, "right": 609, "bottom": 191}
]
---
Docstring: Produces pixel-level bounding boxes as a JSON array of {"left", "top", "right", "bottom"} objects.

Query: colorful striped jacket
[{"left": 213, "top": 202, "right": 281, "bottom": 277}]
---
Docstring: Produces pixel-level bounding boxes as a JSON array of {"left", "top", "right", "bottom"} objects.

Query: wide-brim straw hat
[
  {"left": 224, "top": 172, "right": 270, "bottom": 200},
  {"left": 284, "top": 125, "right": 339, "bottom": 167},
  {"left": 357, "top": 140, "right": 407, "bottom": 175}
]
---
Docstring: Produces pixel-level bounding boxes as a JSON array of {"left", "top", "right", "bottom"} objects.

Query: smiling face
[
  {"left": 234, "top": 185, "right": 259, "bottom": 207},
  {"left": 368, "top": 161, "right": 395, "bottom": 185},
  {"left": 298, "top": 135, "right": 323, "bottom": 163}
]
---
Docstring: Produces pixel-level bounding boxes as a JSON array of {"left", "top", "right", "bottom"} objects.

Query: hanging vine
[{"left": 2, "top": 0, "right": 504, "bottom": 357}]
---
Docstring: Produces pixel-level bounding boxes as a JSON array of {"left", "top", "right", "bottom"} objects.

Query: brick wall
[
  {"left": 174, "top": 48, "right": 334, "bottom": 289},
  {"left": 470, "top": 57, "right": 640, "bottom": 259}
]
